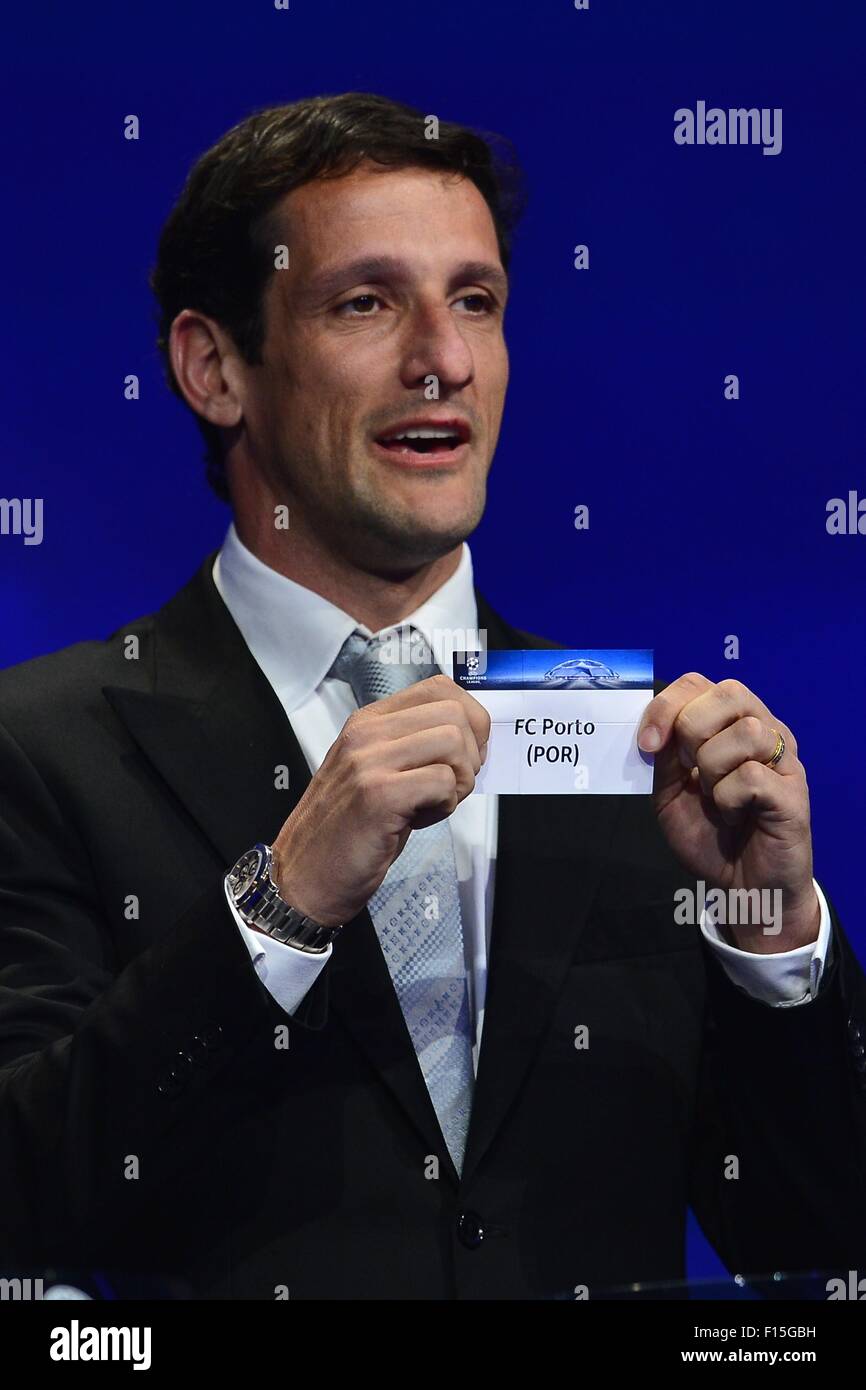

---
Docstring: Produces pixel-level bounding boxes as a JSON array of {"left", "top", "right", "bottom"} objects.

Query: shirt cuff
[
  {"left": 699, "top": 878, "right": 832, "bottom": 1007},
  {"left": 223, "top": 876, "right": 332, "bottom": 1015}
]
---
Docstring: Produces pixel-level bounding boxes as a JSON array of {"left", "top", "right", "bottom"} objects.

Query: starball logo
[{"left": 674, "top": 101, "right": 783, "bottom": 156}]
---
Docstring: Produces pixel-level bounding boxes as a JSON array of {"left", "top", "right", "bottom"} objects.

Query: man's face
[{"left": 236, "top": 162, "right": 510, "bottom": 572}]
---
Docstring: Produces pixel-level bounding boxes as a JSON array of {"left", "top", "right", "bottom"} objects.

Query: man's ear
[{"left": 169, "top": 309, "right": 245, "bottom": 431}]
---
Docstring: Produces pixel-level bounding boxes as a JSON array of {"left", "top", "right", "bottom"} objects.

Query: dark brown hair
[{"left": 150, "top": 92, "right": 525, "bottom": 500}]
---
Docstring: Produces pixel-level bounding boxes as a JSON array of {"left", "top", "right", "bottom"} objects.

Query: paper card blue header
[{"left": 452, "top": 648, "right": 654, "bottom": 691}]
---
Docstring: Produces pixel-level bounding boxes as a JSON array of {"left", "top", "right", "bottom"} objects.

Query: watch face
[{"left": 232, "top": 846, "right": 266, "bottom": 901}]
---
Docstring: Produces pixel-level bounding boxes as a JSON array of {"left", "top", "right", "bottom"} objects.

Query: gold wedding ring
[{"left": 764, "top": 731, "right": 785, "bottom": 769}]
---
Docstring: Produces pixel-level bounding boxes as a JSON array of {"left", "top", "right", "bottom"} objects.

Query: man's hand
[
  {"left": 637, "top": 674, "right": 819, "bottom": 953},
  {"left": 270, "top": 674, "right": 490, "bottom": 928}
]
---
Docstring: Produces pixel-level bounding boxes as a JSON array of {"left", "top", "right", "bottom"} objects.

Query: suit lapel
[{"left": 102, "top": 557, "right": 310, "bottom": 870}]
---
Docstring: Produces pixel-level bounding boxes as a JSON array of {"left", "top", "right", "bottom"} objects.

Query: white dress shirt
[{"left": 212, "top": 521, "right": 832, "bottom": 1073}]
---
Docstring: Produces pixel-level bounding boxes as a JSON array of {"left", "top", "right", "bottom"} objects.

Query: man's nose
[{"left": 398, "top": 305, "right": 474, "bottom": 392}]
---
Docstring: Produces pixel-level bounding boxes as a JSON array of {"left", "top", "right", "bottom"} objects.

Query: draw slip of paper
[{"left": 451, "top": 649, "right": 655, "bottom": 795}]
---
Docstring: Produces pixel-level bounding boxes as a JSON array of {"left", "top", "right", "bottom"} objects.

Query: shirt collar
[{"left": 212, "top": 521, "right": 479, "bottom": 713}]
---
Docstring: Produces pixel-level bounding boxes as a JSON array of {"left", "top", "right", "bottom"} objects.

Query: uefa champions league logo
[{"left": 543, "top": 658, "right": 620, "bottom": 689}]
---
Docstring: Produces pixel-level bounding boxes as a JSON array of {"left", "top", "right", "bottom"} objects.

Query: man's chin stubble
[{"left": 330, "top": 494, "right": 484, "bottom": 575}]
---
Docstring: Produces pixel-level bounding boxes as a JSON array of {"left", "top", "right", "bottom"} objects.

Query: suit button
[
  {"left": 854, "top": 1055, "right": 866, "bottom": 1074},
  {"left": 852, "top": 1044, "right": 866, "bottom": 1060},
  {"left": 456, "top": 1211, "right": 485, "bottom": 1249},
  {"left": 847, "top": 1017, "right": 862, "bottom": 1044}
]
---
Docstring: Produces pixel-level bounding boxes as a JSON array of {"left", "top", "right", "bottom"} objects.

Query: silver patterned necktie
[{"left": 328, "top": 625, "right": 475, "bottom": 1174}]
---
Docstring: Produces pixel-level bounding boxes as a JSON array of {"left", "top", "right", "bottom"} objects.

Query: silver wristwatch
[{"left": 225, "top": 843, "right": 342, "bottom": 954}]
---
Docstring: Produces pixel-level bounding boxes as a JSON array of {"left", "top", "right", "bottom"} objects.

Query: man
[{"left": 0, "top": 92, "right": 864, "bottom": 1300}]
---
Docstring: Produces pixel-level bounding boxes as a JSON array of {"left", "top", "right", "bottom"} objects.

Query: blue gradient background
[{"left": 2, "top": 0, "right": 864, "bottom": 1285}]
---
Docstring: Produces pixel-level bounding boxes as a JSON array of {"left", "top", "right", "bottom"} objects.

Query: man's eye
[
  {"left": 336, "top": 294, "right": 382, "bottom": 316},
  {"left": 457, "top": 294, "right": 494, "bottom": 315}
]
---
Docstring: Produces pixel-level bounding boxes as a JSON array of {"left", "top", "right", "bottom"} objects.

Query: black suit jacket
[{"left": 1, "top": 554, "right": 865, "bottom": 1299}]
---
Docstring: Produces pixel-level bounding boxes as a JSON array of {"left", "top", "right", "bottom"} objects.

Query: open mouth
[{"left": 373, "top": 420, "right": 471, "bottom": 463}]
